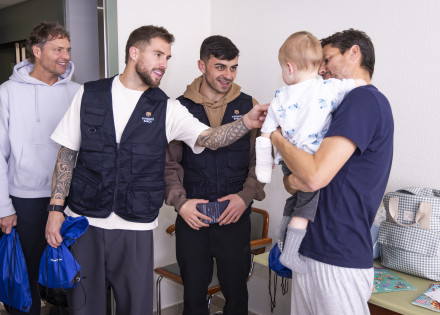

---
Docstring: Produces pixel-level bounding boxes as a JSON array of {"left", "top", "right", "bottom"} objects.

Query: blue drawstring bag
[
  {"left": 0, "top": 228, "right": 32, "bottom": 312},
  {"left": 269, "top": 243, "right": 292, "bottom": 279},
  {"left": 38, "top": 216, "right": 89, "bottom": 289},
  {"left": 268, "top": 243, "right": 291, "bottom": 312}
]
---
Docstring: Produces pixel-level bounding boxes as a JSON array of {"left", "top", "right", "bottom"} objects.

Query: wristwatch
[{"left": 47, "top": 204, "right": 64, "bottom": 213}]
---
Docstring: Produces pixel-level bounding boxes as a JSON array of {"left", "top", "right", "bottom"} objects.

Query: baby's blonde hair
[{"left": 279, "top": 31, "right": 322, "bottom": 72}]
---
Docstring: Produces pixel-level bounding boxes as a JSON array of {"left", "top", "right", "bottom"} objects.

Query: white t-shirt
[
  {"left": 261, "top": 77, "right": 355, "bottom": 162},
  {"left": 51, "top": 76, "right": 209, "bottom": 230}
]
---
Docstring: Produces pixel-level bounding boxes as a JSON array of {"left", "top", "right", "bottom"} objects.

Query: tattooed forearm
[
  {"left": 196, "top": 117, "right": 250, "bottom": 150},
  {"left": 50, "top": 146, "right": 78, "bottom": 202}
]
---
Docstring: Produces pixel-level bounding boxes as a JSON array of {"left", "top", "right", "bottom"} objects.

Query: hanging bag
[
  {"left": 0, "top": 228, "right": 32, "bottom": 312},
  {"left": 39, "top": 216, "right": 89, "bottom": 289},
  {"left": 38, "top": 216, "right": 89, "bottom": 309},
  {"left": 268, "top": 243, "right": 291, "bottom": 312},
  {"left": 378, "top": 187, "right": 440, "bottom": 280}
]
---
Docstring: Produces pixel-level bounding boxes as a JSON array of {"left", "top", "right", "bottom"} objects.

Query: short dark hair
[
  {"left": 321, "top": 29, "right": 375, "bottom": 78},
  {"left": 26, "top": 21, "right": 70, "bottom": 64},
  {"left": 125, "top": 25, "right": 175, "bottom": 64},
  {"left": 200, "top": 35, "right": 239, "bottom": 62}
]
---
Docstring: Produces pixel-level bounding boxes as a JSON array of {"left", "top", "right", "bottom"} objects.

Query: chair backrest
[
  {"left": 250, "top": 208, "right": 272, "bottom": 260},
  {"left": 250, "top": 207, "right": 269, "bottom": 240},
  {"left": 250, "top": 207, "right": 270, "bottom": 255}
]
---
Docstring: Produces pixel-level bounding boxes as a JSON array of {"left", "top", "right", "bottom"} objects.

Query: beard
[{"left": 135, "top": 62, "right": 162, "bottom": 88}]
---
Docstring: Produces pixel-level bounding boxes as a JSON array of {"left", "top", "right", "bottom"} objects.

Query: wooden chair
[{"left": 154, "top": 207, "right": 272, "bottom": 315}]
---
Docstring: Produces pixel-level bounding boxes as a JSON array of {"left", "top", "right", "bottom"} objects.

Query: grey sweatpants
[
  {"left": 68, "top": 226, "right": 154, "bottom": 315},
  {"left": 291, "top": 256, "right": 374, "bottom": 315}
]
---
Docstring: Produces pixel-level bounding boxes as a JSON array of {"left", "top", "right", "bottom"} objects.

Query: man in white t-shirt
[{"left": 44, "top": 25, "right": 268, "bottom": 315}]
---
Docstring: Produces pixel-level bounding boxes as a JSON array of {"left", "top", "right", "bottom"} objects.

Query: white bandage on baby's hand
[{"left": 255, "top": 136, "right": 274, "bottom": 183}]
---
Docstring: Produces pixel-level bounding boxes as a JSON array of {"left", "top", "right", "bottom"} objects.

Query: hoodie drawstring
[
  {"left": 34, "top": 85, "right": 40, "bottom": 122},
  {"left": 65, "top": 84, "right": 71, "bottom": 110}
]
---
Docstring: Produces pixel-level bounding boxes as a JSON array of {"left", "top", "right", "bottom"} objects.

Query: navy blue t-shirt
[{"left": 299, "top": 85, "right": 394, "bottom": 268}]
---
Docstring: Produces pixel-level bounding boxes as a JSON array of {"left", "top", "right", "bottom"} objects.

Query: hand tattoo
[{"left": 196, "top": 117, "right": 249, "bottom": 150}]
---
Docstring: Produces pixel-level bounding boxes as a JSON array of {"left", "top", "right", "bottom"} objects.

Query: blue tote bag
[{"left": 0, "top": 228, "right": 32, "bottom": 312}]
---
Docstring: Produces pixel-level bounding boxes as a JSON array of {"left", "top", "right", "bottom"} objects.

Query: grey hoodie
[{"left": 0, "top": 59, "right": 81, "bottom": 217}]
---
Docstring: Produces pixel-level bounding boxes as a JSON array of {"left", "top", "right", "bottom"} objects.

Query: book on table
[
  {"left": 372, "top": 267, "right": 416, "bottom": 294},
  {"left": 412, "top": 283, "right": 440, "bottom": 312}
]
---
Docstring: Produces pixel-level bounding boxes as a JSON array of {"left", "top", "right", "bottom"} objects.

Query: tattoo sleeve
[
  {"left": 196, "top": 117, "right": 250, "bottom": 150},
  {"left": 50, "top": 146, "right": 78, "bottom": 203}
]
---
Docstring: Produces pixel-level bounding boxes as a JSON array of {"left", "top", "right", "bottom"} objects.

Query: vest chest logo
[
  {"left": 142, "top": 111, "right": 155, "bottom": 124},
  {"left": 232, "top": 109, "right": 242, "bottom": 120}
]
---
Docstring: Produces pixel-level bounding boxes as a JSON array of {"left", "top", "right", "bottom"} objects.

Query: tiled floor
[{"left": 1, "top": 296, "right": 224, "bottom": 315}]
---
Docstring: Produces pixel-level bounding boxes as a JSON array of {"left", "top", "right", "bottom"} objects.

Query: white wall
[{"left": 116, "top": 0, "right": 440, "bottom": 313}]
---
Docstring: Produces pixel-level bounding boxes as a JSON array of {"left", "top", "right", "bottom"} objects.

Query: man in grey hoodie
[{"left": 0, "top": 21, "right": 80, "bottom": 314}]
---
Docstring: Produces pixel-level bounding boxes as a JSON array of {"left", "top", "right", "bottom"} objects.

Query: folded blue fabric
[
  {"left": 0, "top": 228, "right": 32, "bottom": 312},
  {"left": 39, "top": 216, "right": 89, "bottom": 289}
]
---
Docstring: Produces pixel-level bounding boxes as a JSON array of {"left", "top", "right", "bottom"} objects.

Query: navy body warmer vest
[
  {"left": 178, "top": 93, "right": 253, "bottom": 203},
  {"left": 68, "top": 77, "right": 168, "bottom": 223}
]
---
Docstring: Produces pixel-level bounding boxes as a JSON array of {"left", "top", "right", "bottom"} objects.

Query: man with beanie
[
  {"left": 0, "top": 21, "right": 80, "bottom": 314},
  {"left": 165, "top": 35, "right": 265, "bottom": 315}
]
